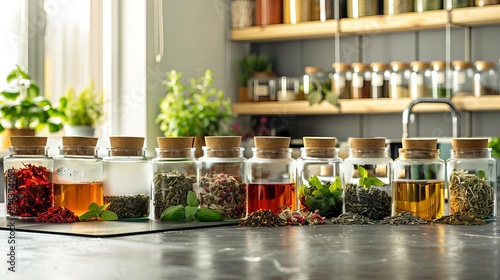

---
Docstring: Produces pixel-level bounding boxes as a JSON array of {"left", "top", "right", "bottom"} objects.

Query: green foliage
[
  {"left": 298, "top": 175, "right": 342, "bottom": 218},
  {"left": 58, "top": 81, "right": 104, "bottom": 126},
  {"left": 357, "top": 165, "right": 386, "bottom": 189},
  {"left": 156, "top": 70, "right": 234, "bottom": 137},
  {"left": 0, "top": 65, "right": 63, "bottom": 133},
  {"left": 160, "top": 190, "right": 224, "bottom": 222},
  {"left": 488, "top": 137, "right": 500, "bottom": 158},
  {"left": 306, "top": 79, "right": 339, "bottom": 107},
  {"left": 238, "top": 54, "right": 273, "bottom": 86},
  {"left": 79, "top": 203, "right": 118, "bottom": 221}
]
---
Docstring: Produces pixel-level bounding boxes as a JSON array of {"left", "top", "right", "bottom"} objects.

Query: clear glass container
[
  {"left": 447, "top": 138, "right": 496, "bottom": 221},
  {"left": 297, "top": 137, "right": 343, "bottom": 218},
  {"left": 370, "top": 62, "right": 390, "bottom": 99},
  {"left": 247, "top": 136, "right": 296, "bottom": 215},
  {"left": 53, "top": 137, "right": 103, "bottom": 216},
  {"left": 452, "top": 60, "right": 474, "bottom": 96},
  {"left": 231, "top": 0, "right": 255, "bottom": 29},
  {"left": 409, "top": 61, "right": 431, "bottom": 99},
  {"left": 256, "top": 0, "right": 283, "bottom": 25},
  {"left": 415, "top": 0, "right": 443, "bottom": 12},
  {"left": 475, "top": 0, "right": 500, "bottom": 6},
  {"left": 444, "top": 0, "right": 474, "bottom": 8},
  {"left": 392, "top": 138, "right": 445, "bottom": 220},
  {"left": 389, "top": 61, "right": 411, "bottom": 99},
  {"left": 152, "top": 137, "right": 198, "bottom": 220},
  {"left": 4, "top": 136, "right": 53, "bottom": 219},
  {"left": 199, "top": 136, "right": 247, "bottom": 220},
  {"left": 384, "top": 0, "right": 414, "bottom": 15},
  {"left": 302, "top": 66, "right": 330, "bottom": 101},
  {"left": 347, "top": 0, "right": 378, "bottom": 18},
  {"left": 277, "top": 76, "right": 301, "bottom": 101},
  {"left": 332, "top": 62, "right": 352, "bottom": 99},
  {"left": 311, "top": 0, "right": 333, "bottom": 21},
  {"left": 351, "top": 62, "right": 371, "bottom": 99},
  {"left": 103, "top": 137, "right": 151, "bottom": 219},
  {"left": 473, "top": 60, "right": 499, "bottom": 96},
  {"left": 430, "top": 60, "right": 451, "bottom": 98},
  {"left": 343, "top": 138, "right": 393, "bottom": 220},
  {"left": 284, "top": 0, "right": 311, "bottom": 24},
  {"left": 248, "top": 72, "right": 278, "bottom": 101}
]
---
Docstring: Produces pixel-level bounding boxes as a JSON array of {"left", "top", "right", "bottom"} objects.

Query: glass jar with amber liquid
[
  {"left": 247, "top": 137, "right": 296, "bottom": 215},
  {"left": 392, "top": 138, "right": 445, "bottom": 220},
  {"left": 53, "top": 137, "right": 103, "bottom": 216}
]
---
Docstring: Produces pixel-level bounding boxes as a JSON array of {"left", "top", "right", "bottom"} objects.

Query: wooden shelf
[
  {"left": 451, "top": 95, "right": 500, "bottom": 111},
  {"left": 232, "top": 100, "right": 340, "bottom": 115},
  {"left": 451, "top": 5, "right": 500, "bottom": 26}
]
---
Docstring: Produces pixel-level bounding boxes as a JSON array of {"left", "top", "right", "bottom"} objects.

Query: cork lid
[
  {"left": 110, "top": 136, "right": 144, "bottom": 148},
  {"left": 205, "top": 136, "right": 241, "bottom": 148},
  {"left": 402, "top": 138, "right": 438, "bottom": 150},
  {"left": 254, "top": 136, "right": 290, "bottom": 149},
  {"left": 253, "top": 71, "right": 276, "bottom": 78},
  {"left": 332, "top": 62, "right": 351, "bottom": 72},
  {"left": 474, "top": 61, "right": 495, "bottom": 72},
  {"left": 390, "top": 61, "right": 410, "bottom": 71},
  {"left": 452, "top": 60, "right": 472, "bottom": 71},
  {"left": 431, "top": 61, "right": 448, "bottom": 71},
  {"left": 157, "top": 137, "right": 194, "bottom": 148},
  {"left": 303, "top": 137, "right": 336, "bottom": 148},
  {"left": 9, "top": 136, "right": 47, "bottom": 155},
  {"left": 305, "top": 66, "right": 323, "bottom": 74},
  {"left": 61, "top": 136, "right": 98, "bottom": 156},
  {"left": 349, "top": 137, "right": 386, "bottom": 149},
  {"left": 370, "top": 62, "right": 390, "bottom": 72},
  {"left": 351, "top": 62, "right": 369, "bottom": 72},
  {"left": 451, "top": 138, "right": 488, "bottom": 149},
  {"left": 410, "top": 61, "right": 430, "bottom": 71}
]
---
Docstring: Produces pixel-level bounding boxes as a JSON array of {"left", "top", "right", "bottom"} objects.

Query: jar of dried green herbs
[
  {"left": 343, "top": 138, "right": 393, "bottom": 220},
  {"left": 447, "top": 138, "right": 497, "bottom": 221},
  {"left": 198, "top": 136, "right": 247, "bottom": 220},
  {"left": 152, "top": 137, "right": 198, "bottom": 220},
  {"left": 103, "top": 137, "right": 151, "bottom": 219},
  {"left": 297, "top": 137, "right": 343, "bottom": 218},
  {"left": 392, "top": 138, "right": 445, "bottom": 220}
]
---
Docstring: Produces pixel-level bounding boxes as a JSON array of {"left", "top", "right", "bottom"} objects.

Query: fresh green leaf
[
  {"left": 161, "top": 205, "right": 186, "bottom": 221},
  {"left": 100, "top": 210, "right": 119, "bottom": 221},
  {"left": 357, "top": 165, "right": 369, "bottom": 178},
  {"left": 477, "top": 169, "right": 486, "bottom": 179},
  {"left": 98, "top": 203, "right": 110, "bottom": 212},
  {"left": 88, "top": 202, "right": 100, "bottom": 211},
  {"left": 307, "top": 91, "right": 323, "bottom": 105},
  {"left": 185, "top": 206, "right": 198, "bottom": 222},
  {"left": 194, "top": 208, "right": 224, "bottom": 222},
  {"left": 79, "top": 211, "right": 99, "bottom": 221},
  {"left": 364, "top": 177, "right": 386, "bottom": 187},
  {"left": 187, "top": 191, "right": 199, "bottom": 207},
  {"left": 329, "top": 176, "right": 341, "bottom": 194},
  {"left": 308, "top": 175, "right": 323, "bottom": 189},
  {"left": 298, "top": 185, "right": 310, "bottom": 197}
]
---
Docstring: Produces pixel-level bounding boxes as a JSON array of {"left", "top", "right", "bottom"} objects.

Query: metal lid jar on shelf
[
  {"left": 370, "top": 62, "right": 390, "bottom": 99},
  {"left": 409, "top": 61, "right": 431, "bottom": 99},
  {"left": 451, "top": 60, "right": 473, "bottom": 96},
  {"left": 351, "top": 62, "right": 371, "bottom": 99},
  {"left": 332, "top": 62, "right": 352, "bottom": 99},
  {"left": 473, "top": 60, "right": 499, "bottom": 96},
  {"left": 4, "top": 136, "right": 53, "bottom": 219},
  {"left": 389, "top": 61, "right": 410, "bottom": 99},
  {"left": 447, "top": 138, "right": 496, "bottom": 221}
]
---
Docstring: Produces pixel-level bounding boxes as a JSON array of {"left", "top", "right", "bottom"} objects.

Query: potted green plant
[
  {"left": 58, "top": 81, "right": 104, "bottom": 136},
  {"left": 156, "top": 69, "right": 234, "bottom": 156},
  {"left": 0, "top": 65, "right": 63, "bottom": 148},
  {"left": 238, "top": 54, "right": 273, "bottom": 102}
]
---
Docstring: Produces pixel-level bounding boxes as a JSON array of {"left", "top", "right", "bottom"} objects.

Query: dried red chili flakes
[{"left": 35, "top": 207, "right": 80, "bottom": 223}]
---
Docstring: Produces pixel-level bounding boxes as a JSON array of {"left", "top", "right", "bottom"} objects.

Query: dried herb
[
  {"left": 160, "top": 191, "right": 224, "bottom": 222},
  {"left": 200, "top": 173, "right": 246, "bottom": 219},
  {"left": 35, "top": 207, "right": 79, "bottom": 223},
  {"left": 331, "top": 212, "right": 375, "bottom": 225},
  {"left": 344, "top": 183, "right": 391, "bottom": 220},
  {"left": 434, "top": 212, "right": 486, "bottom": 225},
  {"left": 381, "top": 211, "right": 428, "bottom": 225},
  {"left": 279, "top": 209, "right": 327, "bottom": 226},
  {"left": 449, "top": 169, "right": 495, "bottom": 219},
  {"left": 153, "top": 170, "right": 195, "bottom": 220},
  {"left": 298, "top": 175, "right": 342, "bottom": 218},
  {"left": 79, "top": 203, "right": 119, "bottom": 221},
  {"left": 4, "top": 164, "right": 53, "bottom": 218},
  {"left": 239, "top": 209, "right": 286, "bottom": 227},
  {"left": 104, "top": 194, "right": 149, "bottom": 219}
]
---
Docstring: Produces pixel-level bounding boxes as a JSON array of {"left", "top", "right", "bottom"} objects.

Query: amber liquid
[
  {"left": 247, "top": 183, "right": 296, "bottom": 215},
  {"left": 54, "top": 183, "right": 104, "bottom": 216},
  {"left": 393, "top": 180, "right": 445, "bottom": 220}
]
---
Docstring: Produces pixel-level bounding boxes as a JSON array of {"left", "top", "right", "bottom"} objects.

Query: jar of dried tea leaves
[
  {"left": 392, "top": 138, "right": 445, "bottom": 220},
  {"left": 343, "top": 138, "right": 393, "bottom": 220},
  {"left": 103, "top": 137, "right": 152, "bottom": 219},
  {"left": 447, "top": 138, "right": 497, "bottom": 221},
  {"left": 198, "top": 136, "right": 247, "bottom": 220},
  {"left": 297, "top": 137, "right": 343, "bottom": 218},
  {"left": 152, "top": 137, "right": 198, "bottom": 220}
]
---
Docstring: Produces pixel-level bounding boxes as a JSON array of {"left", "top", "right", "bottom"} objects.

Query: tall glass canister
[
  {"left": 199, "top": 136, "right": 247, "bottom": 220},
  {"left": 297, "top": 137, "right": 343, "bottom": 218},
  {"left": 451, "top": 60, "right": 473, "bottom": 96},
  {"left": 343, "top": 138, "right": 392, "bottom": 220},
  {"left": 332, "top": 62, "right": 352, "bottom": 99},
  {"left": 351, "top": 62, "right": 371, "bottom": 99},
  {"left": 152, "top": 137, "right": 197, "bottom": 220},
  {"left": 389, "top": 61, "right": 411, "bottom": 99},
  {"left": 447, "top": 138, "right": 496, "bottom": 221},
  {"left": 247, "top": 136, "right": 296, "bottom": 215},
  {"left": 103, "top": 137, "right": 151, "bottom": 219},
  {"left": 4, "top": 136, "right": 53, "bottom": 219},
  {"left": 473, "top": 60, "right": 499, "bottom": 96},
  {"left": 409, "top": 61, "right": 431, "bottom": 99},
  {"left": 53, "top": 137, "right": 103, "bottom": 216},
  {"left": 393, "top": 138, "right": 445, "bottom": 220},
  {"left": 370, "top": 62, "right": 390, "bottom": 99}
]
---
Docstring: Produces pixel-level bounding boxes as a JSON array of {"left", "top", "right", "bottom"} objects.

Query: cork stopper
[
  {"left": 9, "top": 136, "right": 47, "bottom": 155},
  {"left": 390, "top": 61, "right": 410, "bottom": 71},
  {"left": 431, "top": 61, "right": 448, "bottom": 71},
  {"left": 351, "top": 62, "right": 369, "bottom": 72},
  {"left": 402, "top": 138, "right": 438, "bottom": 150},
  {"left": 254, "top": 136, "right": 290, "bottom": 149},
  {"left": 370, "top": 62, "right": 390, "bottom": 72},
  {"left": 305, "top": 66, "right": 323, "bottom": 74},
  {"left": 410, "top": 61, "right": 430, "bottom": 72},
  {"left": 452, "top": 60, "right": 472, "bottom": 71},
  {"left": 332, "top": 62, "right": 351, "bottom": 72},
  {"left": 109, "top": 136, "right": 145, "bottom": 157},
  {"left": 349, "top": 137, "right": 386, "bottom": 149},
  {"left": 61, "top": 136, "right": 98, "bottom": 156},
  {"left": 451, "top": 138, "right": 488, "bottom": 150},
  {"left": 204, "top": 136, "right": 242, "bottom": 158},
  {"left": 303, "top": 137, "right": 336, "bottom": 158},
  {"left": 474, "top": 61, "right": 495, "bottom": 72},
  {"left": 157, "top": 137, "right": 194, "bottom": 148}
]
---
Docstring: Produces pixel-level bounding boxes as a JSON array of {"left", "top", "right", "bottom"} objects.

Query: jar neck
[
  {"left": 252, "top": 148, "right": 292, "bottom": 159},
  {"left": 202, "top": 147, "right": 243, "bottom": 158},
  {"left": 155, "top": 148, "right": 195, "bottom": 159},
  {"left": 348, "top": 147, "right": 388, "bottom": 158},
  {"left": 451, "top": 148, "right": 491, "bottom": 159},
  {"left": 301, "top": 147, "right": 338, "bottom": 159},
  {"left": 399, "top": 149, "right": 440, "bottom": 159},
  {"left": 108, "top": 147, "right": 145, "bottom": 157},
  {"left": 8, "top": 146, "right": 48, "bottom": 156},
  {"left": 59, "top": 146, "right": 98, "bottom": 157}
]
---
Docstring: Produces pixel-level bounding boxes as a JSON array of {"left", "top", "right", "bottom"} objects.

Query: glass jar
[
  {"left": 232, "top": 0, "right": 255, "bottom": 29},
  {"left": 347, "top": 0, "right": 378, "bottom": 18},
  {"left": 152, "top": 137, "right": 197, "bottom": 220},
  {"left": 389, "top": 61, "right": 411, "bottom": 99},
  {"left": 297, "top": 137, "right": 343, "bottom": 218},
  {"left": 351, "top": 63, "right": 371, "bottom": 99},
  {"left": 370, "top": 62, "right": 390, "bottom": 99},
  {"left": 302, "top": 66, "right": 330, "bottom": 100},
  {"left": 415, "top": 0, "right": 443, "bottom": 12},
  {"left": 384, "top": 0, "right": 414, "bottom": 15},
  {"left": 4, "top": 136, "right": 53, "bottom": 219},
  {"left": 248, "top": 72, "right": 278, "bottom": 101},
  {"left": 199, "top": 136, "right": 247, "bottom": 220},
  {"left": 256, "top": 0, "right": 283, "bottom": 25},
  {"left": 247, "top": 136, "right": 296, "bottom": 215},
  {"left": 447, "top": 138, "right": 496, "bottom": 221},
  {"left": 473, "top": 60, "right": 499, "bottom": 96},
  {"left": 392, "top": 138, "right": 445, "bottom": 220},
  {"left": 444, "top": 0, "right": 474, "bottom": 8},
  {"left": 284, "top": 0, "right": 310, "bottom": 24},
  {"left": 103, "top": 137, "right": 151, "bottom": 219},
  {"left": 343, "top": 138, "right": 393, "bottom": 220},
  {"left": 53, "top": 136, "right": 103, "bottom": 216},
  {"left": 430, "top": 60, "right": 451, "bottom": 98},
  {"left": 475, "top": 0, "right": 500, "bottom": 6},
  {"left": 277, "top": 76, "right": 301, "bottom": 101},
  {"left": 311, "top": 0, "right": 332, "bottom": 21},
  {"left": 409, "top": 61, "right": 431, "bottom": 99},
  {"left": 451, "top": 60, "right": 473, "bottom": 96},
  {"left": 332, "top": 62, "right": 352, "bottom": 99}
]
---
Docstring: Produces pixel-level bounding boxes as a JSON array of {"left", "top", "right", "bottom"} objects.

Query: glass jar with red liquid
[{"left": 246, "top": 136, "right": 296, "bottom": 216}]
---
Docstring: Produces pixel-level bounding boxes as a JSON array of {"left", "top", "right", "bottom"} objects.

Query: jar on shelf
[
  {"left": 370, "top": 62, "right": 390, "bottom": 99},
  {"left": 331, "top": 62, "right": 352, "bottom": 99},
  {"left": 343, "top": 138, "right": 392, "bottom": 220},
  {"left": 302, "top": 66, "right": 330, "bottom": 101},
  {"left": 256, "top": 0, "right": 283, "bottom": 25},
  {"left": 53, "top": 137, "right": 103, "bottom": 216},
  {"left": 392, "top": 138, "right": 445, "bottom": 220},
  {"left": 347, "top": 0, "right": 378, "bottom": 18},
  {"left": 415, "top": 0, "right": 443, "bottom": 12},
  {"left": 231, "top": 0, "right": 255, "bottom": 29},
  {"left": 248, "top": 72, "right": 278, "bottom": 101},
  {"left": 451, "top": 60, "right": 473, "bottom": 96},
  {"left": 277, "top": 76, "right": 301, "bottom": 101},
  {"left": 199, "top": 136, "right": 247, "bottom": 220},
  {"left": 384, "top": 0, "right": 414, "bottom": 15},
  {"left": 152, "top": 137, "right": 197, "bottom": 220},
  {"left": 475, "top": 0, "right": 500, "bottom": 6},
  {"left": 4, "top": 136, "right": 53, "bottom": 219},
  {"left": 311, "top": 0, "right": 333, "bottom": 21},
  {"left": 247, "top": 136, "right": 296, "bottom": 215},
  {"left": 351, "top": 62, "right": 371, "bottom": 99},
  {"left": 103, "top": 137, "right": 151, "bottom": 219},
  {"left": 447, "top": 138, "right": 496, "bottom": 221},
  {"left": 389, "top": 61, "right": 411, "bottom": 99},
  {"left": 430, "top": 60, "right": 451, "bottom": 98},
  {"left": 444, "top": 0, "right": 474, "bottom": 9},
  {"left": 284, "top": 0, "right": 310, "bottom": 24},
  {"left": 473, "top": 60, "right": 499, "bottom": 96},
  {"left": 409, "top": 61, "right": 431, "bottom": 99},
  {"left": 297, "top": 137, "right": 343, "bottom": 218}
]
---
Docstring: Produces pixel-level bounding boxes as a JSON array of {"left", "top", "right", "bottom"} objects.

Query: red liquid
[{"left": 247, "top": 183, "right": 296, "bottom": 215}]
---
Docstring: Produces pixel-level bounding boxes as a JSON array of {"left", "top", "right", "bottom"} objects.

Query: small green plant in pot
[{"left": 238, "top": 54, "right": 273, "bottom": 102}]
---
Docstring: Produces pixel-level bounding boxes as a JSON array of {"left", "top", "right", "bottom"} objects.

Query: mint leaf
[
  {"left": 329, "top": 176, "right": 341, "bottom": 194},
  {"left": 308, "top": 175, "right": 323, "bottom": 189},
  {"left": 366, "top": 177, "right": 386, "bottom": 187},
  {"left": 79, "top": 211, "right": 98, "bottom": 221},
  {"left": 100, "top": 210, "right": 118, "bottom": 221},
  {"left": 477, "top": 169, "right": 486, "bottom": 179},
  {"left": 161, "top": 205, "right": 186, "bottom": 221},
  {"left": 88, "top": 203, "right": 100, "bottom": 212},
  {"left": 97, "top": 203, "right": 110, "bottom": 212},
  {"left": 185, "top": 206, "right": 198, "bottom": 222},
  {"left": 298, "top": 185, "right": 310, "bottom": 197},
  {"left": 187, "top": 191, "right": 199, "bottom": 207},
  {"left": 357, "top": 165, "right": 368, "bottom": 178},
  {"left": 194, "top": 208, "right": 224, "bottom": 222}
]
